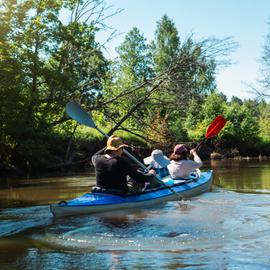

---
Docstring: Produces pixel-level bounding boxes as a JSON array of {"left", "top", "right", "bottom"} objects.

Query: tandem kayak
[{"left": 50, "top": 170, "right": 213, "bottom": 218}]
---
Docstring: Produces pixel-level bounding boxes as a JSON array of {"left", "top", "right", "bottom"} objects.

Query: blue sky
[{"left": 95, "top": 0, "right": 270, "bottom": 100}]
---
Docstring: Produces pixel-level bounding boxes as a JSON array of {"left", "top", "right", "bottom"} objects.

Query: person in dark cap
[
  {"left": 91, "top": 135, "right": 157, "bottom": 195},
  {"left": 167, "top": 144, "right": 203, "bottom": 179}
]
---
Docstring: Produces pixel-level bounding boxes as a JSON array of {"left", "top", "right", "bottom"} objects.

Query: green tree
[
  {"left": 258, "top": 101, "right": 270, "bottom": 142},
  {"left": 186, "top": 92, "right": 226, "bottom": 140},
  {"left": 0, "top": 0, "right": 109, "bottom": 172},
  {"left": 148, "top": 16, "right": 218, "bottom": 143},
  {"left": 230, "top": 96, "right": 243, "bottom": 105},
  {"left": 116, "top": 27, "right": 153, "bottom": 82},
  {"left": 258, "top": 19, "right": 270, "bottom": 98},
  {"left": 222, "top": 101, "right": 260, "bottom": 154},
  {"left": 101, "top": 27, "right": 154, "bottom": 135},
  {"left": 100, "top": 16, "right": 232, "bottom": 146},
  {"left": 151, "top": 14, "right": 180, "bottom": 74}
]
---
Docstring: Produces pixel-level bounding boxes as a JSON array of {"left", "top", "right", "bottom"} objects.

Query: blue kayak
[{"left": 50, "top": 170, "right": 213, "bottom": 218}]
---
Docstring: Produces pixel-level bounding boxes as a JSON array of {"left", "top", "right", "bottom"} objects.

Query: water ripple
[{"left": 0, "top": 206, "right": 52, "bottom": 237}]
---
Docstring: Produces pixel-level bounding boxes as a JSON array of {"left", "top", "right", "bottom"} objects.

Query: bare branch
[{"left": 107, "top": 80, "right": 164, "bottom": 135}]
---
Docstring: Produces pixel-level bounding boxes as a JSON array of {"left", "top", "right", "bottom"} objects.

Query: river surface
[{"left": 1, "top": 159, "right": 270, "bottom": 269}]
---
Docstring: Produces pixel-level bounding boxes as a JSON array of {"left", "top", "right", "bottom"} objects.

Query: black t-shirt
[{"left": 92, "top": 148, "right": 153, "bottom": 192}]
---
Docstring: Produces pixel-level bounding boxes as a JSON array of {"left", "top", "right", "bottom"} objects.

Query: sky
[{"left": 94, "top": 0, "right": 270, "bottom": 100}]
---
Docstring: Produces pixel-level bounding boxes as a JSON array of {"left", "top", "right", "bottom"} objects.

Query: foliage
[
  {"left": 0, "top": 0, "right": 109, "bottom": 173},
  {"left": 257, "top": 19, "right": 270, "bottom": 98},
  {"left": 150, "top": 14, "right": 180, "bottom": 74},
  {"left": 1, "top": 5, "right": 269, "bottom": 175},
  {"left": 258, "top": 102, "right": 270, "bottom": 142},
  {"left": 221, "top": 101, "right": 261, "bottom": 154},
  {"left": 102, "top": 27, "right": 153, "bottom": 131},
  {"left": 99, "top": 15, "right": 222, "bottom": 148}
]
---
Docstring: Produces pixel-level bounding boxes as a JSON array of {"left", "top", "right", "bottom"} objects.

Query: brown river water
[{"left": 0, "top": 159, "right": 270, "bottom": 269}]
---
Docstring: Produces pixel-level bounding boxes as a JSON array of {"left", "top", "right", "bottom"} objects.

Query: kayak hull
[{"left": 50, "top": 170, "right": 213, "bottom": 218}]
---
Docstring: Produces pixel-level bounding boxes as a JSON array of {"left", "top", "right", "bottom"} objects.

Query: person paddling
[
  {"left": 91, "top": 135, "right": 157, "bottom": 195},
  {"left": 167, "top": 144, "right": 203, "bottom": 179}
]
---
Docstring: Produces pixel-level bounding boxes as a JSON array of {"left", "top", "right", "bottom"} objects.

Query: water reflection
[
  {"left": 0, "top": 173, "right": 96, "bottom": 208},
  {"left": 211, "top": 159, "right": 270, "bottom": 193}
]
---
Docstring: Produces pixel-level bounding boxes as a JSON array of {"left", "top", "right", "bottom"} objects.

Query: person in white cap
[
  {"left": 143, "top": 149, "right": 171, "bottom": 179},
  {"left": 167, "top": 144, "right": 203, "bottom": 179}
]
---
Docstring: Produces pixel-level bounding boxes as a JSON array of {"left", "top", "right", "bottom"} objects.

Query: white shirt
[{"left": 167, "top": 156, "right": 203, "bottom": 179}]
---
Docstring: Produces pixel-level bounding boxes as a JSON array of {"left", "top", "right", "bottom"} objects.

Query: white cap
[{"left": 143, "top": 149, "right": 170, "bottom": 168}]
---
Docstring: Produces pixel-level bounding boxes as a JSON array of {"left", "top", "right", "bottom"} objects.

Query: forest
[{"left": 1, "top": 0, "right": 270, "bottom": 177}]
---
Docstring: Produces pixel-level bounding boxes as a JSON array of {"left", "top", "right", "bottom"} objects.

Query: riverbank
[{"left": 2, "top": 143, "right": 269, "bottom": 180}]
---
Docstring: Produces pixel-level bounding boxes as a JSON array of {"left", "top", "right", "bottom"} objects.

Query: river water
[{"left": 1, "top": 159, "right": 270, "bottom": 269}]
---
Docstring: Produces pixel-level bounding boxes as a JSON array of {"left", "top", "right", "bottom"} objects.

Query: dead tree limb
[{"left": 107, "top": 80, "right": 164, "bottom": 136}]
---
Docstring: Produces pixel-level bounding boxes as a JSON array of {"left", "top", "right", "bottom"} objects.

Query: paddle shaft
[{"left": 194, "top": 139, "right": 205, "bottom": 152}]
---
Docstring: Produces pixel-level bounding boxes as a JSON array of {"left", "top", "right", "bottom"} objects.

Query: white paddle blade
[{"left": 66, "top": 101, "right": 96, "bottom": 128}]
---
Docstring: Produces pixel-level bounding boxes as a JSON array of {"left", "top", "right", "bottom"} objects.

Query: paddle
[
  {"left": 66, "top": 101, "right": 182, "bottom": 199},
  {"left": 194, "top": 115, "right": 227, "bottom": 151},
  {"left": 66, "top": 101, "right": 146, "bottom": 168}
]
